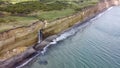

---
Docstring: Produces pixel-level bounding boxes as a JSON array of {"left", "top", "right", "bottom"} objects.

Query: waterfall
[{"left": 38, "top": 29, "right": 43, "bottom": 44}]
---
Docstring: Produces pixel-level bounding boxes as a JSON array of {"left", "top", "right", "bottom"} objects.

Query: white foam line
[
  {"left": 90, "top": 7, "right": 113, "bottom": 21},
  {"left": 16, "top": 54, "right": 39, "bottom": 68},
  {"left": 40, "top": 27, "right": 81, "bottom": 55}
]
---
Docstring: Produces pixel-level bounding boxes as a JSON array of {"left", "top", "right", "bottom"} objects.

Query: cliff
[
  {"left": 0, "top": 21, "right": 44, "bottom": 60},
  {"left": 0, "top": 0, "right": 119, "bottom": 67}
]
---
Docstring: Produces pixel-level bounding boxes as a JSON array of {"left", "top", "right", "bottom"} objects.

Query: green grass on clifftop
[
  {"left": 34, "top": 9, "right": 75, "bottom": 22},
  {"left": 0, "top": 16, "right": 38, "bottom": 32},
  {"left": 1, "top": 0, "right": 38, "bottom": 4},
  {"left": 0, "top": 0, "right": 99, "bottom": 32}
]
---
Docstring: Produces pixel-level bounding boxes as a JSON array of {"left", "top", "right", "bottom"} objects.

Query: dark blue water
[{"left": 25, "top": 6, "right": 120, "bottom": 68}]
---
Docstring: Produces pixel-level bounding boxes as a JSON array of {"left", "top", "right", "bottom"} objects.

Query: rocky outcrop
[{"left": 0, "top": 47, "right": 36, "bottom": 68}]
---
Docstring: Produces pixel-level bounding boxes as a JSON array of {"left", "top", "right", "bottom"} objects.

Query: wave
[
  {"left": 40, "top": 28, "right": 79, "bottom": 55},
  {"left": 90, "top": 7, "right": 113, "bottom": 22},
  {"left": 40, "top": 18, "right": 95, "bottom": 56}
]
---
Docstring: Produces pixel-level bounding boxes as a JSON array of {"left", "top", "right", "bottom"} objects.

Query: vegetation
[
  {"left": 0, "top": 1, "right": 71, "bottom": 14},
  {"left": 0, "top": 0, "right": 98, "bottom": 32},
  {"left": 0, "top": 0, "right": 98, "bottom": 14},
  {"left": 32, "top": 9, "right": 75, "bottom": 22},
  {"left": 0, "top": 16, "right": 38, "bottom": 32},
  {"left": 1, "top": 0, "right": 37, "bottom": 4},
  {"left": 75, "top": 1, "right": 98, "bottom": 11}
]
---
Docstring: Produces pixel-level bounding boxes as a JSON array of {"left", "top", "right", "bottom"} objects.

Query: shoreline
[{"left": 16, "top": 6, "right": 114, "bottom": 68}]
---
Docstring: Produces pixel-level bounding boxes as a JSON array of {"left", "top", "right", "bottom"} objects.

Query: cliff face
[
  {"left": 0, "top": 21, "right": 44, "bottom": 57},
  {"left": 43, "top": 0, "right": 120, "bottom": 37},
  {"left": 0, "top": 0, "right": 119, "bottom": 60}
]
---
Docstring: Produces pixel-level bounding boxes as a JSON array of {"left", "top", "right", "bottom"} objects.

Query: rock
[
  {"left": 45, "top": 35, "right": 58, "bottom": 42},
  {"left": 34, "top": 35, "right": 58, "bottom": 50},
  {"left": 0, "top": 47, "right": 36, "bottom": 68},
  {"left": 38, "top": 60, "right": 48, "bottom": 65}
]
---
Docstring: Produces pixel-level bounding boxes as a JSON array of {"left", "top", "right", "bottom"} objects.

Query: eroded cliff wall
[
  {"left": 0, "top": 0, "right": 119, "bottom": 60},
  {"left": 0, "top": 21, "right": 44, "bottom": 56}
]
